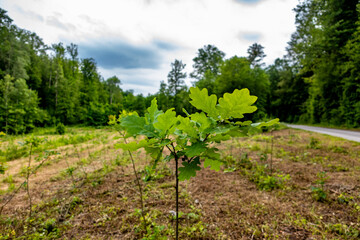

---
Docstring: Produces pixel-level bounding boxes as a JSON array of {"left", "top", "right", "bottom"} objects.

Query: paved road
[{"left": 287, "top": 124, "right": 360, "bottom": 142}]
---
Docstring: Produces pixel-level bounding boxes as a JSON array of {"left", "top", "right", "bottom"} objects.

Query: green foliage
[
  {"left": 214, "top": 56, "right": 270, "bottom": 120},
  {"left": 190, "top": 44, "right": 225, "bottom": 80},
  {"left": 117, "top": 87, "right": 278, "bottom": 238},
  {"left": 55, "top": 123, "right": 66, "bottom": 135},
  {"left": 247, "top": 43, "right": 266, "bottom": 67},
  {"left": 0, "top": 75, "right": 46, "bottom": 134},
  {"left": 308, "top": 137, "right": 320, "bottom": 149},
  {"left": 285, "top": 0, "right": 359, "bottom": 126},
  {"left": 118, "top": 87, "right": 276, "bottom": 181},
  {"left": 311, "top": 171, "right": 329, "bottom": 202},
  {"left": 246, "top": 162, "right": 290, "bottom": 191}
]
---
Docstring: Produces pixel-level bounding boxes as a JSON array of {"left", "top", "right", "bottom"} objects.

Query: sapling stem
[
  {"left": 0, "top": 151, "right": 53, "bottom": 215},
  {"left": 167, "top": 143, "right": 179, "bottom": 240},
  {"left": 175, "top": 153, "right": 179, "bottom": 240},
  {"left": 26, "top": 142, "right": 33, "bottom": 220},
  {"left": 123, "top": 136, "right": 147, "bottom": 234},
  {"left": 270, "top": 131, "right": 274, "bottom": 176}
]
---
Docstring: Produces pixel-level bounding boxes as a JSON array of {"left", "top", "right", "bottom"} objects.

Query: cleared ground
[{"left": 0, "top": 126, "right": 359, "bottom": 239}]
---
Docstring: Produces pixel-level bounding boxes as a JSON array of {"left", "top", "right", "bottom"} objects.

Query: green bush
[{"left": 56, "top": 123, "right": 66, "bottom": 135}]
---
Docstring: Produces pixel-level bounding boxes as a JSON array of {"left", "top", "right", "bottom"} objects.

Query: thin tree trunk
[
  {"left": 123, "top": 137, "right": 147, "bottom": 233},
  {"left": 175, "top": 154, "right": 179, "bottom": 240},
  {"left": 26, "top": 143, "right": 33, "bottom": 220}
]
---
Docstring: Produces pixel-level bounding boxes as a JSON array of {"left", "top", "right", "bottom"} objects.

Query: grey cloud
[
  {"left": 15, "top": 6, "right": 44, "bottom": 22},
  {"left": 46, "top": 16, "right": 76, "bottom": 31},
  {"left": 79, "top": 40, "right": 179, "bottom": 70},
  {"left": 153, "top": 40, "right": 178, "bottom": 51},
  {"left": 79, "top": 14, "right": 101, "bottom": 25},
  {"left": 122, "top": 77, "right": 158, "bottom": 87}
]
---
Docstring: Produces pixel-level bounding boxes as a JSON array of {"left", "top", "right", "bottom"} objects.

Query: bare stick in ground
[
  {"left": 0, "top": 150, "right": 55, "bottom": 215},
  {"left": 123, "top": 136, "right": 148, "bottom": 234},
  {"left": 26, "top": 142, "right": 33, "bottom": 220}
]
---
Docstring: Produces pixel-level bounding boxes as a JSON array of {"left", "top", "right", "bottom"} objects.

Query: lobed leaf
[
  {"left": 190, "top": 112, "right": 213, "bottom": 132},
  {"left": 153, "top": 109, "right": 178, "bottom": 136},
  {"left": 184, "top": 142, "right": 207, "bottom": 158},
  {"left": 251, "top": 118, "right": 280, "bottom": 129},
  {"left": 204, "top": 158, "right": 223, "bottom": 171},
  {"left": 175, "top": 116, "right": 198, "bottom": 139},
  {"left": 218, "top": 88, "right": 257, "bottom": 119},
  {"left": 145, "top": 98, "right": 162, "bottom": 124},
  {"left": 178, "top": 157, "right": 201, "bottom": 181},
  {"left": 115, "top": 139, "right": 149, "bottom": 151},
  {"left": 189, "top": 87, "right": 219, "bottom": 118},
  {"left": 121, "top": 115, "right": 158, "bottom": 138}
]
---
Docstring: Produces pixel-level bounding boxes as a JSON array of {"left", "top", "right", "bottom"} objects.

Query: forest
[
  {"left": 1, "top": 0, "right": 360, "bottom": 135},
  {"left": 1, "top": 1, "right": 360, "bottom": 239}
]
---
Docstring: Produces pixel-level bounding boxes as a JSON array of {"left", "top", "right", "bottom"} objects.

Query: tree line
[{"left": 1, "top": 0, "right": 359, "bottom": 134}]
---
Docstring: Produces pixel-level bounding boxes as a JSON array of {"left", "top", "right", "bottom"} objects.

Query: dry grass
[{"left": 0, "top": 127, "right": 359, "bottom": 239}]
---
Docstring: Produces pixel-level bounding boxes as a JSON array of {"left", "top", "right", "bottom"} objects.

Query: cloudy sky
[{"left": 0, "top": 0, "right": 298, "bottom": 95}]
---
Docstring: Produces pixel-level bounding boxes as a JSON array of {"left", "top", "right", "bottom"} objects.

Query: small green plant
[
  {"left": 2, "top": 174, "right": 14, "bottom": 184},
  {"left": 56, "top": 122, "right": 66, "bottom": 135},
  {"left": 327, "top": 223, "right": 359, "bottom": 238},
  {"left": 65, "top": 166, "right": 75, "bottom": 177},
  {"left": 311, "top": 171, "right": 328, "bottom": 202},
  {"left": 327, "top": 164, "right": 349, "bottom": 172},
  {"left": 116, "top": 87, "right": 279, "bottom": 239},
  {"left": 308, "top": 137, "right": 320, "bottom": 149},
  {"left": 42, "top": 218, "right": 59, "bottom": 236},
  {"left": 247, "top": 162, "right": 290, "bottom": 191},
  {"left": 337, "top": 193, "right": 353, "bottom": 204},
  {"left": 329, "top": 145, "right": 347, "bottom": 154}
]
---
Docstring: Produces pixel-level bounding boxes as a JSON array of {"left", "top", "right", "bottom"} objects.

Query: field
[{"left": 0, "top": 126, "right": 359, "bottom": 239}]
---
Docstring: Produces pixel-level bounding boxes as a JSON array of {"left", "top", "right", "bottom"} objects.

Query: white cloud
[{"left": 0, "top": 0, "right": 298, "bottom": 95}]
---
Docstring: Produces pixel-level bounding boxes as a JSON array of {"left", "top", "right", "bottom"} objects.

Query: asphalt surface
[{"left": 287, "top": 124, "right": 360, "bottom": 142}]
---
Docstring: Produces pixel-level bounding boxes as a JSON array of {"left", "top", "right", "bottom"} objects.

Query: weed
[
  {"left": 308, "top": 137, "right": 320, "bottom": 149},
  {"left": 329, "top": 145, "right": 348, "bottom": 154},
  {"left": 326, "top": 223, "right": 359, "bottom": 238},
  {"left": 65, "top": 166, "right": 76, "bottom": 177},
  {"left": 327, "top": 164, "right": 349, "bottom": 172},
  {"left": 2, "top": 174, "right": 14, "bottom": 184},
  {"left": 311, "top": 171, "right": 328, "bottom": 202},
  {"left": 275, "top": 148, "right": 289, "bottom": 158},
  {"left": 224, "top": 153, "right": 252, "bottom": 172},
  {"left": 70, "top": 196, "right": 82, "bottom": 210},
  {"left": 337, "top": 193, "right": 353, "bottom": 204},
  {"left": 246, "top": 162, "right": 290, "bottom": 191}
]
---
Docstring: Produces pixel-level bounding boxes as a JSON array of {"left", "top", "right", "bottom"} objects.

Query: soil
[{"left": 0, "top": 128, "right": 359, "bottom": 239}]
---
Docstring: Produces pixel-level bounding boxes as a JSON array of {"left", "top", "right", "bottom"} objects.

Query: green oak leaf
[
  {"left": 145, "top": 98, "right": 163, "bottom": 124},
  {"left": 235, "top": 120, "right": 252, "bottom": 126},
  {"left": 175, "top": 116, "right": 198, "bottom": 139},
  {"left": 189, "top": 87, "right": 219, "bottom": 118},
  {"left": 204, "top": 158, "right": 223, "bottom": 171},
  {"left": 120, "top": 115, "right": 157, "bottom": 138},
  {"left": 203, "top": 147, "right": 221, "bottom": 160},
  {"left": 190, "top": 112, "right": 212, "bottom": 132},
  {"left": 217, "top": 88, "right": 258, "bottom": 119},
  {"left": 251, "top": 118, "right": 280, "bottom": 129},
  {"left": 115, "top": 139, "right": 149, "bottom": 151},
  {"left": 178, "top": 157, "right": 201, "bottom": 181},
  {"left": 206, "top": 125, "right": 233, "bottom": 135},
  {"left": 184, "top": 142, "right": 207, "bottom": 158},
  {"left": 207, "top": 134, "right": 231, "bottom": 143},
  {"left": 154, "top": 108, "right": 178, "bottom": 136}
]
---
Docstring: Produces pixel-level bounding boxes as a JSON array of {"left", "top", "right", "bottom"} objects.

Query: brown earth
[{"left": 0, "top": 128, "right": 359, "bottom": 239}]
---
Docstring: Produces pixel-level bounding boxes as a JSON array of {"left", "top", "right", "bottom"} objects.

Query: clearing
[{"left": 0, "top": 126, "right": 359, "bottom": 239}]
